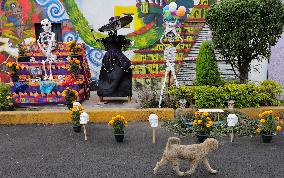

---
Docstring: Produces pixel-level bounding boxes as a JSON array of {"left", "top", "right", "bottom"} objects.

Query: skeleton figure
[
  {"left": 159, "top": 20, "right": 183, "bottom": 108},
  {"left": 37, "top": 19, "right": 57, "bottom": 80}
]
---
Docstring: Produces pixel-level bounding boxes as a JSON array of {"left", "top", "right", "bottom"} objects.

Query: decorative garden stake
[
  {"left": 73, "top": 102, "right": 81, "bottom": 107},
  {"left": 228, "top": 100, "right": 235, "bottom": 110},
  {"left": 80, "top": 112, "right": 89, "bottom": 141},
  {"left": 179, "top": 99, "right": 187, "bottom": 109},
  {"left": 227, "top": 114, "right": 238, "bottom": 142},
  {"left": 148, "top": 114, "right": 159, "bottom": 144}
]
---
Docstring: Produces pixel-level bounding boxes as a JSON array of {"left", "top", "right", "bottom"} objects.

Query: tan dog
[{"left": 153, "top": 137, "right": 218, "bottom": 176}]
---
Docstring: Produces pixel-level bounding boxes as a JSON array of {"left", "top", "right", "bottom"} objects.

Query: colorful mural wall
[
  {"left": 0, "top": 0, "right": 212, "bottom": 87},
  {"left": 0, "top": 0, "right": 251, "bottom": 90}
]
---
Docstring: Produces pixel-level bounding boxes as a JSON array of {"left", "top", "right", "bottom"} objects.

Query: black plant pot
[
  {"left": 114, "top": 131, "right": 125, "bottom": 142},
  {"left": 73, "top": 125, "right": 81, "bottom": 133},
  {"left": 11, "top": 75, "right": 19, "bottom": 82},
  {"left": 67, "top": 103, "right": 73, "bottom": 109},
  {"left": 196, "top": 134, "right": 208, "bottom": 143},
  {"left": 261, "top": 135, "right": 273, "bottom": 143}
]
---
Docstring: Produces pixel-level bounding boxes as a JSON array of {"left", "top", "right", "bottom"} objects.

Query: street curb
[{"left": 0, "top": 108, "right": 175, "bottom": 124}]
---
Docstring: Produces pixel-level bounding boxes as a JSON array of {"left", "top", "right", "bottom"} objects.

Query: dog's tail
[{"left": 166, "top": 137, "right": 181, "bottom": 150}]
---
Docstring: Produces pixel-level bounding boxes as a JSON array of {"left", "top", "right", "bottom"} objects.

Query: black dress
[{"left": 97, "top": 34, "right": 132, "bottom": 97}]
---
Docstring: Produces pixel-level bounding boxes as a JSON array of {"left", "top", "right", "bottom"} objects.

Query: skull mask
[
  {"left": 166, "top": 31, "right": 176, "bottom": 43},
  {"left": 41, "top": 19, "right": 52, "bottom": 32}
]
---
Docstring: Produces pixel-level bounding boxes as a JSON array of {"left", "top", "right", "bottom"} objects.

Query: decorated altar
[{"left": 10, "top": 42, "right": 91, "bottom": 106}]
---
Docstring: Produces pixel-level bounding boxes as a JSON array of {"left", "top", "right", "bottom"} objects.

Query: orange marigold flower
[
  {"left": 202, "top": 112, "right": 209, "bottom": 117},
  {"left": 194, "top": 111, "right": 200, "bottom": 117},
  {"left": 276, "top": 126, "right": 282, "bottom": 132},
  {"left": 278, "top": 121, "right": 283, "bottom": 126},
  {"left": 206, "top": 117, "right": 211, "bottom": 121},
  {"left": 260, "top": 119, "right": 266, "bottom": 124}
]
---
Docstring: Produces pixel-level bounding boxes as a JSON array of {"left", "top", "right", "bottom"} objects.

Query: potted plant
[
  {"left": 62, "top": 87, "right": 79, "bottom": 109},
  {"left": 193, "top": 111, "right": 215, "bottom": 143},
  {"left": 67, "top": 57, "right": 80, "bottom": 78},
  {"left": 70, "top": 104, "right": 84, "bottom": 132},
  {"left": 108, "top": 115, "right": 128, "bottom": 142},
  {"left": 6, "top": 62, "right": 20, "bottom": 82},
  {"left": 256, "top": 110, "right": 282, "bottom": 143},
  {"left": 0, "top": 83, "right": 15, "bottom": 111},
  {"left": 67, "top": 40, "right": 81, "bottom": 55}
]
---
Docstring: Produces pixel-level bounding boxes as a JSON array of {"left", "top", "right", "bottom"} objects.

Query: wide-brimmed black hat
[{"left": 98, "top": 15, "right": 133, "bottom": 32}]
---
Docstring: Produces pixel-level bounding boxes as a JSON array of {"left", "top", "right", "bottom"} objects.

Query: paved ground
[{"left": 0, "top": 123, "right": 283, "bottom": 178}]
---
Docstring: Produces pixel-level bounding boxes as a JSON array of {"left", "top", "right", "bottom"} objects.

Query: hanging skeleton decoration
[
  {"left": 158, "top": 20, "right": 183, "bottom": 108},
  {"left": 37, "top": 19, "right": 57, "bottom": 80}
]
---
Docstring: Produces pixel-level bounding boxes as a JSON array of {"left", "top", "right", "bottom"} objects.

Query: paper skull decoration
[
  {"left": 179, "top": 99, "right": 187, "bottom": 108},
  {"left": 148, "top": 114, "right": 159, "bottom": 128},
  {"left": 41, "top": 19, "right": 52, "bottom": 32},
  {"left": 227, "top": 114, "right": 238, "bottom": 127},
  {"left": 57, "top": 75, "right": 63, "bottom": 81},
  {"left": 80, "top": 112, "right": 89, "bottom": 125},
  {"left": 73, "top": 102, "right": 81, "bottom": 107}
]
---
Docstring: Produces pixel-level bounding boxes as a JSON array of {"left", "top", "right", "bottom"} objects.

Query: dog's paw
[
  {"left": 178, "top": 172, "right": 185, "bottom": 176},
  {"left": 210, "top": 170, "right": 217, "bottom": 174},
  {"left": 153, "top": 168, "right": 157, "bottom": 175}
]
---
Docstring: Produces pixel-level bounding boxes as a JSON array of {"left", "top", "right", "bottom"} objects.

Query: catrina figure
[{"left": 93, "top": 15, "right": 133, "bottom": 103}]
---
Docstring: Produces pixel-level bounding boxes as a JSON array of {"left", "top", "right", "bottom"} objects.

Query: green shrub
[
  {"left": 0, "top": 83, "right": 14, "bottom": 111},
  {"left": 138, "top": 87, "right": 159, "bottom": 108},
  {"left": 168, "top": 80, "right": 281, "bottom": 108},
  {"left": 195, "top": 41, "right": 223, "bottom": 86},
  {"left": 162, "top": 110, "right": 258, "bottom": 137}
]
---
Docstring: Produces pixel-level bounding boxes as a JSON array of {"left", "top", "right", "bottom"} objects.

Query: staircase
[
  {"left": 177, "top": 24, "right": 210, "bottom": 85},
  {"left": 177, "top": 24, "right": 238, "bottom": 85}
]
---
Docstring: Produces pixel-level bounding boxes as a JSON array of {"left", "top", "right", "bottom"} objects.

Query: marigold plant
[
  {"left": 70, "top": 105, "right": 84, "bottom": 125},
  {"left": 108, "top": 115, "right": 128, "bottom": 134},
  {"left": 67, "top": 57, "right": 80, "bottom": 77},
  {"left": 256, "top": 110, "right": 282, "bottom": 135},
  {"left": 62, "top": 87, "right": 79, "bottom": 109},
  {"left": 67, "top": 40, "right": 81, "bottom": 54},
  {"left": 0, "top": 83, "right": 15, "bottom": 111},
  {"left": 6, "top": 62, "right": 20, "bottom": 73},
  {"left": 193, "top": 111, "right": 215, "bottom": 135}
]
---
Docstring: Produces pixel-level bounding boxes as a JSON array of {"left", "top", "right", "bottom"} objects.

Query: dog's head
[{"left": 204, "top": 138, "right": 218, "bottom": 151}]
